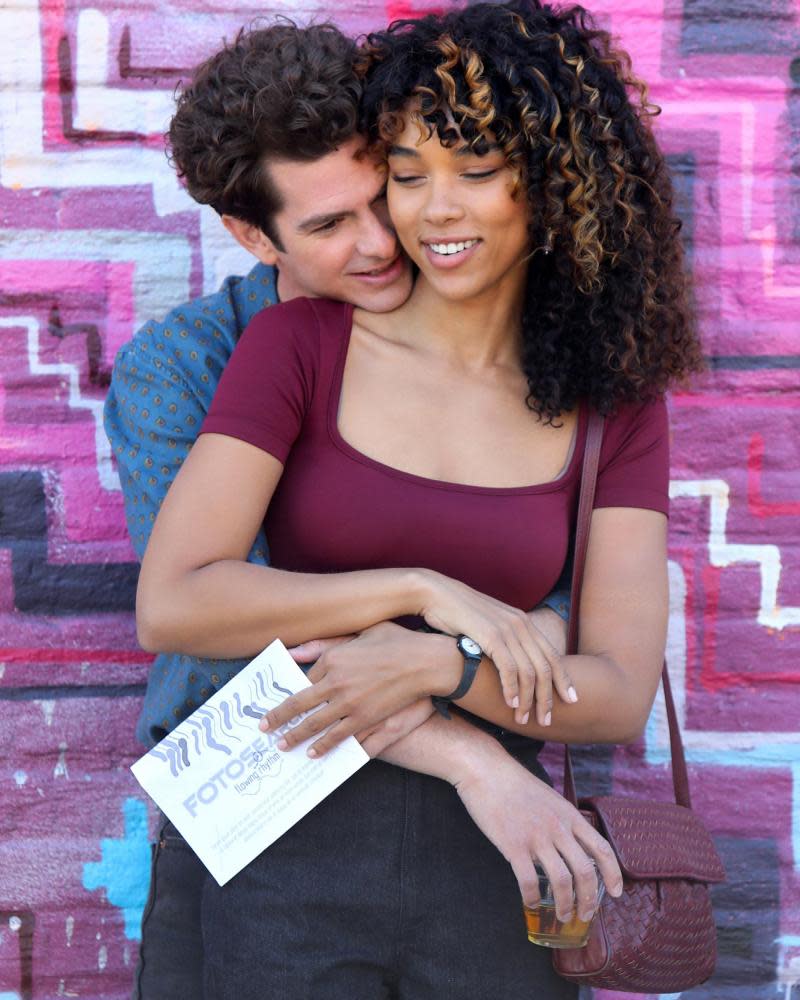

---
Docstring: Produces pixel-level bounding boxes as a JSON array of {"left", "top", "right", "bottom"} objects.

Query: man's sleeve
[{"left": 103, "top": 321, "right": 269, "bottom": 566}]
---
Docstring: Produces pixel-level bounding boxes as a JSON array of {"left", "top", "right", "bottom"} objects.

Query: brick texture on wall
[{"left": 1, "top": 0, "right": 798, "bottom": 997}]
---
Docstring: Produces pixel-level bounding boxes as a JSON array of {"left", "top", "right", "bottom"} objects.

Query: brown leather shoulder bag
[{"left": 552, "top": 409, "right": 726, "bottom": 993}]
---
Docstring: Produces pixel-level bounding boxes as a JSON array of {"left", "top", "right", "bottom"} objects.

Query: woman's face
[{"left": 387, "top": 113, "right": 531, "bottom": 306}]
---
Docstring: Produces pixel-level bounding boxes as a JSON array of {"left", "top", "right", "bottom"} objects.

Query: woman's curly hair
[
  {"left": 359, "top": 0, "right": 704, "bottom": 419},
  {"left": 168, "top": 22, "right": 362, "bottom": 248}
]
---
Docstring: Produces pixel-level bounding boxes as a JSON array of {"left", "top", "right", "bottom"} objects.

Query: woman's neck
[{"left": 389, "top": 269, "right": 527, "bottom": 371}]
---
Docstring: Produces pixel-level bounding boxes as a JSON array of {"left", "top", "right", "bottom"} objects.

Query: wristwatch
[{"left": 433, "top": 634, "right": 484, "bottom": 719}]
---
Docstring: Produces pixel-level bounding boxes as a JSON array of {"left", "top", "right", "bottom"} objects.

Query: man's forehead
[{"left": 268, "top": 141, "right": 386, "bottom": 226}]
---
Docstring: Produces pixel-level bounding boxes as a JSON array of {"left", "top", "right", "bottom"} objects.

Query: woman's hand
[
  {"left": 453, "top": 756, "right": 623, "bottom": 921},
  {"left": 260, "top": 623, "right": 441, "bottom": 757},
  {"left": 418, "top": 571, "right": 576, "bottom": 726}
]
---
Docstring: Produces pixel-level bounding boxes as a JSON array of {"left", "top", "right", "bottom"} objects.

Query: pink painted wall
[{"left": 1, "top": 0, "right": 798, "bottom": 996}]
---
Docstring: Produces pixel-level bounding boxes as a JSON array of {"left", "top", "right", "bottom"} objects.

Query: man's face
[{"left": 260, "top": 137, "right": 413, "bottom": 312}]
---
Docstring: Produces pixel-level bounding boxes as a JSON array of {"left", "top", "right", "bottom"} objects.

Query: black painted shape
[
  {"left": 0, "top": 910, "right": 34, "bottom": 1000},
  {"left": 0, "top": 684, "right": 146, "bottom": 700},
  {"left": 0, "top": 471, "right": 137, "bottom": 613},
  {"left": 681, "top": 0, "right": 797, "bottom": 56},
  {"left": 789, "top": 59, "right": 800, "bottom": 245},
  {"left": 667, "top": 152, "right": 696, "bottom": 267},
  {"left": 690, "top": 836, "right": 780, "bottom": 997},
  {"left": 48, "top": 303, "right": 111, "bottom": 388},
  {"left": 708, "top": 355, "right": 800, "bottom": 369},
  {"left": 118, "top": 25, "right": 186, "bottom": 80}
]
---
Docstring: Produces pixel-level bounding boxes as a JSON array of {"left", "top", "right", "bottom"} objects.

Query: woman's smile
[
  {"left": 421, "top": 237, "right": 482, "bottom": 268},
  {"left": 387, "top": 116, "right": 531, "bottom": 305}
]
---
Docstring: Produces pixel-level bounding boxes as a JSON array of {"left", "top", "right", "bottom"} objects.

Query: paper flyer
[{"left": 131, "top": 639, "right": 369, "bottom": 885}]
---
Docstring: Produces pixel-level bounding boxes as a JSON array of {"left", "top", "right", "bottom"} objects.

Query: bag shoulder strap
[{"left": 562, "top": 406, "right": 691, "bottom": 810}]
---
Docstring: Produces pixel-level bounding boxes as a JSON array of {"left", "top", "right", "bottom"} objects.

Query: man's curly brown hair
[
  {"left": 359, "top": 0, "right": 704, "bottom": 419},
  {"left": 168, "top": 22, "right": 362, "bottom": 250}
]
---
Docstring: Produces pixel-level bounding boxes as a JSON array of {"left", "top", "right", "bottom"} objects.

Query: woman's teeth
[{"left": 427, "top": 239, "right": 478, "bottom": 256}]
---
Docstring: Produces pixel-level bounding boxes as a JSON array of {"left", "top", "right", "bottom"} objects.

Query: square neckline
[{"left": 323, "top": 301, "right": 587, "bottom": 496}]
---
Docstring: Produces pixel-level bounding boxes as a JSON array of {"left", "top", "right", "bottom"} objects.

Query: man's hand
[
  {"left": 357, "top": 698, "right": 436, "bottom": 758},
  {"left": 453, "top": 751, "right": 622, "bottom": 922},
  {"left": 527, "top": 605, "right": 568, "bottom": 657}
]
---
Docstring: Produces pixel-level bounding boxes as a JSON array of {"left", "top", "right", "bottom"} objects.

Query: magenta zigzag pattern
[{"left": 0, "top": 0, "right": 798, "bottom": 996}]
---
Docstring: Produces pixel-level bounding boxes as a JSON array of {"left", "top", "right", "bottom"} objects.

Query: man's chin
[{"left": 347, "top": 268, "right": 414, "bottom": 313}]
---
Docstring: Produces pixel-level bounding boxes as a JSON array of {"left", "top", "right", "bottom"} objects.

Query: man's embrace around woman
[{"left": 107, "top": 3, "right": 702, "bottom": 996}]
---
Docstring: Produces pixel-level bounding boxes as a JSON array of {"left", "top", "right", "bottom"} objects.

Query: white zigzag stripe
[
  {"left": 0, "top": 315, "right": 115, "bottom": 490},
  {"left": 670, "top": 478, "right": 800, "bottom": 631}
]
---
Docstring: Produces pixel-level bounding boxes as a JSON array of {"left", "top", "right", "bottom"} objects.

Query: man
[{"left": 105, "top": 21, "right": 572, "bottom": 998}]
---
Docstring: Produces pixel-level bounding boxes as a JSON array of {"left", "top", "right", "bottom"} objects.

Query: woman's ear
[{"left": 221, "top": 215, "right": 281, "bottom": 266}]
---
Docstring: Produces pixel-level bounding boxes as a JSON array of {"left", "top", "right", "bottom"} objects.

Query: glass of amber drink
[{"left": 523, "top": 863, "right": 605, "bottom": 949}]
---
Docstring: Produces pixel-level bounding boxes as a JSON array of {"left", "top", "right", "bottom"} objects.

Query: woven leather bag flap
[
  {"left": 553, "top": 879, "right": 718, "bottom": 991},
  {"left": 581, "top": 796, "right": 726, "bottom": 883}
]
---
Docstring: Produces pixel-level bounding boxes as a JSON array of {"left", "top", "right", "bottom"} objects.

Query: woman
[{"left": 137, "top": 1, "right": 703, "bottom": 995}]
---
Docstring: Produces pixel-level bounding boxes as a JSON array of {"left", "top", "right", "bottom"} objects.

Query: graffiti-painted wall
[{"left": 1, "top": 0, "right": 798, "bottom": 996}]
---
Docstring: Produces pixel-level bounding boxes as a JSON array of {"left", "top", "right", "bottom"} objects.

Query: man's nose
[{"left": 357, "top": 206, "right": 398, "bottom": 260}]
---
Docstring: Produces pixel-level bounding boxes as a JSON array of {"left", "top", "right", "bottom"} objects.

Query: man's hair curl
[
  {"left": 168, "top": 22, "right": 362, "bottom": 248},
  {"left": 359, "top": 0, "right": 704, "bottom": 419}
]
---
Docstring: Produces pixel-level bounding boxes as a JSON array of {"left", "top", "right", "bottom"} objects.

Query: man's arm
[
  {"left": 103, "top": 270, "right": 276, "bottom": 743},
  {"left": 371, "top": 706, "right": 622, "bottom": 914},
  {"left": 104, "top": 277, "right": 565, "bottom": 770}
]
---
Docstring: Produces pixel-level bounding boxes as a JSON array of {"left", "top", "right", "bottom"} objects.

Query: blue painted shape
[{"left": 83, "top": 797, "right": 151, "bottom": 940}]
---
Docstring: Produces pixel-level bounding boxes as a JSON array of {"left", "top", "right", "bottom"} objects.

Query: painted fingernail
[
  {"left": 521, "top": 711, "right": 530, "bottom": 725},
  {"left": 511, "top": 696, "right": 519, "bottom": 709},
  {"left": 277, "top": 738, "right": 289, "bottom": 751},
  {"left": 307, "top": 747, "right": 317, "bottom": 759},
  {"left": 544, "top": 711, "right": 552, "bottom": 726},
  {"left": 568, "top": 686, "right": 578, "bottom": 703}
]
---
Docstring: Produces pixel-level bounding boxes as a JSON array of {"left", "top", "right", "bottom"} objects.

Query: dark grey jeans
[
  {"left": 134, "top": 738, "right": 577, "bottom": 1000},
  {"left": 132, "top": 814, "right": 205, "bottom": 999},
  {"left": 202, "top": 744, "right": 577, "bottom": 1000}
]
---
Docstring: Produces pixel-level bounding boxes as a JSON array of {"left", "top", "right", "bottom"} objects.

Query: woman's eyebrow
[{"left": 388, "top": 142, "right": 501, "bottom": 158}]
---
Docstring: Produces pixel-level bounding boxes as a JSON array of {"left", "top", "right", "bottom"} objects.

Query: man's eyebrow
[{"left": 388, "top": 142, "right": 501, "bottom": 158}]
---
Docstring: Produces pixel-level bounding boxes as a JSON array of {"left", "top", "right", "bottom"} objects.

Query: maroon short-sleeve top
[{"left": 201, "top": 298, "right": 669, "bottom": 612}]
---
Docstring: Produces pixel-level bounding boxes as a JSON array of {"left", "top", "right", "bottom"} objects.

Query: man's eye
[{"left": 314, "top": 219, "right": 341, "bottom": 234}]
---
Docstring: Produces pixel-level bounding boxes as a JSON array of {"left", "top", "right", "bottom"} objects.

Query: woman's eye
[
  {"left": 464, "top": 169, "right": 499, "bottom": 180},
  {"left": 390, "top": 174, "right": 424, "bottom": 185}
]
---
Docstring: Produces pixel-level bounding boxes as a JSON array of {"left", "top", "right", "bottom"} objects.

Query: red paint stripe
[
  {"left": 747, "top": 433, "right": 800, "bottom": 518},
  {"left": 671, "top": 394, "right": 800, "bottom": 409},
  {"left": 385, "top": 1, "right": 450, "bottom": 21},
  {"left": 699, "top": 562, "right": 722, "bottom": 691},
  {"left": 0, "top": 648, "right": 153, "bottom": 664}
]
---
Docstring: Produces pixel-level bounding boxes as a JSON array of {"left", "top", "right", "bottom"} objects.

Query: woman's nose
[{"left": 422, "top": 180, "right": 465, "bottom": 225}]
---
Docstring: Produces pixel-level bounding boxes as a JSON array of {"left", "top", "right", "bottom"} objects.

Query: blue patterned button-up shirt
[{"left": 104, "top": 262, "right": 278, "bottom": 746}]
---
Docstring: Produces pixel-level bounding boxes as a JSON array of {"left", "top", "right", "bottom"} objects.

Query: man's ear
[{"left": 221, "top": 215, "right": 281, "bottom": 266}]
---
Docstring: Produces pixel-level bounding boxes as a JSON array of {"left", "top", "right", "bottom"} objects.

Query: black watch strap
[{"left": 433, "top": 638, "right": 482, "bottom": 720}]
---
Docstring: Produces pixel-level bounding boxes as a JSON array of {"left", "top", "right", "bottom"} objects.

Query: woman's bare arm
[
  {"left": 136, "top": 433, "right": 425, "bottom": 655},
  {"left": 456, "top": 506, "right": 668, "bottom": 742},
  {"left": 136, "top": 432, "right": 574, "bottom": 724},
  {"left": 262, "top": 506, "right": 668, "bottom": 751}
]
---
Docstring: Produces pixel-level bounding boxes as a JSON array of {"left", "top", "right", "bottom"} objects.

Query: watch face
[{"left": 459, "top": 635, "right": 482, "bottom": 658}]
